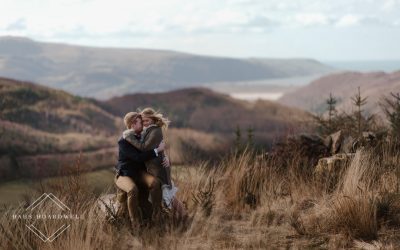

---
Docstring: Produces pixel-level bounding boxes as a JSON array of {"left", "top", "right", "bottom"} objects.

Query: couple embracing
[{"left": 114, "top": 108, "right": 186, "bottom": 228}]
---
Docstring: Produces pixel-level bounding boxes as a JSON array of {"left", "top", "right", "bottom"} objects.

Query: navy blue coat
[{"left": 115, "top": 137, "right": 156, "bottom": 178}]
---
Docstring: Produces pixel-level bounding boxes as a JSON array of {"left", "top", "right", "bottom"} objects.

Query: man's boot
[
  {"left": 126, "top": 187, "right": 141, "bottom": 230},
  {"left": 115, "top": 188, "right": 128, "bottom": 222}
]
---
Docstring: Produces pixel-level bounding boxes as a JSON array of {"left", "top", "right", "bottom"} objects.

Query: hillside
[
  {"left": 0, "top": 36, "right": 334, "bottom": 99},
  {"left": 0, "top": 77, "right": 121, "bottom": 180},
  {"left": 105, "top": 88, "right": 312, "bottom": 144},
  {"left": 0, "top": 77, "right": 313, "bottom": 181},
  {"left": 278, "top": 71, "right": 400, "bottom": 115},
  {"left": 0, "top": 79, "right": 245, "bottom": 180},
  {"left": 0, "top": 77, "right": 120, "bottom": 135}
]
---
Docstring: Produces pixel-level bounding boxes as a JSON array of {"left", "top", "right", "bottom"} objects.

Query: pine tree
[
  {"left": 235, "top": 125, "right": 242, "bottom": 150},
  {"left": 381, "top": 92, "right": 400, "bottom": 140},
  {"left": 313, "top": 93, "right": 338, "bottom": 136},
  {"left": 326, "top": 92, "right": 337, "bottom": 133},
  {"left": 351, "top": 86, "right": 368, "bottom": 137},
  {"left": 247, "top": 127, "right": 254, "bottom": 147}
]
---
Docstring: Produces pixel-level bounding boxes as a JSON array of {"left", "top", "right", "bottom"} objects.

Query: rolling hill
[
  {"left": 278, "top": 71, "right": 400, "bottom": 116},
  {"left": 0, "top": 78, "right": 229, "bottom": 181},
  {"left": 104, "top": 88, "right": 312, "bottom": 143},
  {"left": 0, "top": 78, "right": 119, "bottom": 135},
  {"left": 0, "top": 77, "right": 312, "bottom": 181},
  {"left": 0, "top": 77, "right": 120, "bottom": 180},
  {"left": 0, "top": 78, "right": 233, "bottom": 180},
  {"left": 0, "top": 36, "right": 334, "bottom": 99}
]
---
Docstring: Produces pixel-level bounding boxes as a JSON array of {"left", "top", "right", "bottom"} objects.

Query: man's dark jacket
[{"left": 115, "top": 136, "right": 157, "bottom": 178}]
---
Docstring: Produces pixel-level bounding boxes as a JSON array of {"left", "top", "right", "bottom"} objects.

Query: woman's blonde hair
[
  {"left": 140, "top": 107, "right": 170, "bottom": 129},
  {"left": 123, "top": 112, "right": 141, "bottom": 129}
]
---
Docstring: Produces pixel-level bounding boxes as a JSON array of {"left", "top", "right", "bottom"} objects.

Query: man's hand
[
  {"left": 156, "top": 141, "right": 165, "bottom": 152},
  {"left": 162, "top": 156, "right": 170, "bottom": 168}
]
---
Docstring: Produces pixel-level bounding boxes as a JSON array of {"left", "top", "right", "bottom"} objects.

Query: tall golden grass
[{"left": 1, "top": 141, "right": 400, "bottom": 249}]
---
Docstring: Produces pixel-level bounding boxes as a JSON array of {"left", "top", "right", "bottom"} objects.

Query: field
[
  {"left": 1, "top": 142, "right": 400, "bottom": 249},
  {"left": 0, "top": 168, "right": 115, "bottom": 206},
  {"left": 0, "top": 166, "right": 191, "bottom": 206}
]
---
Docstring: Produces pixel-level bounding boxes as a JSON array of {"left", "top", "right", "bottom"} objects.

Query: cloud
[
  {"left": 244, "top": 16, "right": 280, "bottom": 28},
  {"left": 382, "top": 0, "right": 400, "bottom": 11},
  {"left": 6, "top": 18, "right": 27, "bottom": 31},
  {"left": 0, "top": 0, "right": 399, "bottom": 61},
  {"left": 359, "top": 17, "right": 387, "bottom": 26},
  {"left": 294, "top": 13, "right": 329, "bottom": 26},
  {"left": 334, "top": 15, "right": 394, "bottom": 28},
  {"left": 335, "top": 14, "right": 360, "bottom": 27},
  {"left": 0, "top": 0, "right": 399, "bottom": 37}
]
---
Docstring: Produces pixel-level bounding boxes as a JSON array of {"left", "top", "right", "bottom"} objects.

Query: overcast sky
[{"left": 1, "top": 0, "right": 400, "bottom": 60}]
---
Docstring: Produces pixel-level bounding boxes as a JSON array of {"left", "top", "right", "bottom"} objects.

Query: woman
[{"left": 123, "top": 107, "right": 187, "bottom": 221}]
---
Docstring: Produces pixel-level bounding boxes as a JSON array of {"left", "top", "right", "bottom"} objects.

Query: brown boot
[
  {"left": 149, "top": 179, "right": 162, "bottom": 223},
  {"left": 115, "top": 188, "right": 128, "bottom": 220},
  {"left": 127, "top": 187, "right": 141, "bottom": 230}
]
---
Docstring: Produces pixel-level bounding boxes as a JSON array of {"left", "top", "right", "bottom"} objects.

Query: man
[{"left": 115, "top": 112, "right": 167, "bottom": 228}]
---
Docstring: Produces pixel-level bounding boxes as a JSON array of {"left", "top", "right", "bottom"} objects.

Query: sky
[{"left": 0, "top": 0, "right": 400, "bottom": 61}]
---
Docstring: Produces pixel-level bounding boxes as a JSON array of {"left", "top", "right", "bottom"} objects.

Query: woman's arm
[{"left": 124, "top": 127, "right": 163, "bottom": 151}]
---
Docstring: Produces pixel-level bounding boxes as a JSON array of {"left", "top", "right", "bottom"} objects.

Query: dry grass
[
  {"left": 166, "top": 128, "right": 229, "bottom": 165},
  {"left": 1, "top": 141, "right": 400, "bottom": 249}
]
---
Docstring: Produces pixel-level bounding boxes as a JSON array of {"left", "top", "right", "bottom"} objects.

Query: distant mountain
[
  {"left": 325, "top": 60, "right": 400, "bottom": 72},
  {"left": 0, "top": 36, "right": 334, "bottom": 99},
  {"left": 105, "top": 87, "right": 311, "bottom": 144},
  {"left": 278, "top": 71, "right": 400, "bottom": 115}
]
